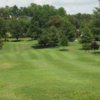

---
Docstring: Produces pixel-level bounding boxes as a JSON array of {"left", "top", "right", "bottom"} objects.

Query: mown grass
[{"left": 0, "top": 39, "right": 100, "bottom": 100}]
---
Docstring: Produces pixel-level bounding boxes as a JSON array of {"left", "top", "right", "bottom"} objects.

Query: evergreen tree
[
  {"left": 59, "top": 33, "right": 68, "bottom": 50},
  {"left": 80, "top": 27, "right": 93, "bottom": 50},
  {"left": 91, "top": 8, "right": 100, "bottom": 41},
  {"left": 80, "top": 27, "right": 93, "bottom": 43},
  {"left": 38, "top": 26, "right": 59, "bottom": 48}
]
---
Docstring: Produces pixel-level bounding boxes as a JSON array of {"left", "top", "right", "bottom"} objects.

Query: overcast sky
[{"left": 0, "top": 0, "right": 99, "bottom": 14}]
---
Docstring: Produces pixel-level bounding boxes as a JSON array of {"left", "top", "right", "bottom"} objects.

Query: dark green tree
[
  {"left": 0, "top": 17, "right": 5, "bottom": 48},
  {"left": 38, "top": 26, "right": 59, "bottom": 48},
  {"left": 57, "top": 7, "right": 66, "bottom": 16},
  {"left": 0, "top": 17, "right": 7, "bottom": 41},
  {"left": 59, "top": 33, "right": 68, "bottom": 50},
  {"left": 80, "top": 27, "right": 93, "bottom": 50},
  {"left": 61, "top": 18, "right": 76, "bottom": 42},
  {"left": 91, "top": 8, "right": 100, "bottom": 41},
  {"left": 10, "top": 5, "right": 19, "bottom": 17},
  {"left": 80, "top": 27, "right": 93, "bottom": 43},
  {"left": 9, "top": 18, "right": 21, "bottom": 41}
]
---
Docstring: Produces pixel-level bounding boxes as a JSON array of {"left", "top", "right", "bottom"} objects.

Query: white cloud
[{"left": 0, "top": 0, "right": 99, "bottom": 14}]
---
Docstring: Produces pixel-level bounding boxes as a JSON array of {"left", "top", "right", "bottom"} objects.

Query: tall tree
[
  {"left": 9, "top": 18, "right": 21, "bottom": 41},
  {"left": 80, "top": 27, "right": 93, "bottom": 43},
  {"left": 0, "top": 17, "right": 6, "bottom": 48},
  {"left": 59, "top": 33, "right": 68, "bottom": 50},
  {"left": 91, "top": 7, "right": 100, "bottom": 41},
  {"left": 0, "top": 17, "right": 7, "bottom": 40}
]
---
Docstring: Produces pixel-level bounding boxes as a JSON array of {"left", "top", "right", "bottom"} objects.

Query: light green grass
[{"left": 0, "top": 39, "right": 100, "bottom": 100}]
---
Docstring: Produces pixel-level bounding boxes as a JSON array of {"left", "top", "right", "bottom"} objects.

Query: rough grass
[{"left": 0, "top": 39, "right": 100, "bottom": 100}]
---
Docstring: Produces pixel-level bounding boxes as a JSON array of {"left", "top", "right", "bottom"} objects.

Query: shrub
[{"left": 91, "top": 41, "right": 99, "bottom": 51}]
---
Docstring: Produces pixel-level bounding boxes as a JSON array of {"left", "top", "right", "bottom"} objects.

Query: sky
[{"left": 0, "top": 0, "right": 99, "bottom": 14}]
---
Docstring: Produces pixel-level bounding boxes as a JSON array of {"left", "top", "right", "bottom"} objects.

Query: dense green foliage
[
  {"left": 80, "top": 27, "right": 93, "bottom": 43},
  {"left": 0, "top": 17, "right": 7, "bottom": 40},
  {"left": 79, "top": 7, "right": 100, "bottom": 51},
  {"left": 91, "top": 8, "right": 100, "bottom": 41},
  {"left": 0, "top": 4, "right": 76, "bottom": 47},
  {"left": 80, "top": 27, "right": 93, "bottom": 50},
  {"left": 0, "top": 3, "right": 99, "bottom": 50},
  {"left": 38, "top": 26, "right": 59, "bottom": 47}
]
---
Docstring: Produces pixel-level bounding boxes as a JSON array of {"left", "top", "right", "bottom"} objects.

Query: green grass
[{"left": 0, "top": 39, "right": 100, "bottom": 100}]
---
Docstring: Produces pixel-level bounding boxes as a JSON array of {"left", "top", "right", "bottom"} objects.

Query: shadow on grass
[
  {"left": 92, "top": 51, "right": 100, "bottom": 54},
  {"left": 79, "top": 48, "right": 91, "bottom": 51},
  {"left": 59, "top": 48, "right": 69, "bottom": 52},
  {"left": 79, "top": 48, "right": 100, "bottom": 54},
  {"left": 10, "top": 40, "right": 23, "bottom": 42},
  {"left": 31, "top": 45, "right": 45, "bottom": 49},
  {"left": 31, "top": 45, "right": 57, "bottom": 49},
  {"left": 27, "top": 39, "right": 34, "bottom": 41},
  {"left": 79, "top": 48, "right": 83, "bottom": 50}
]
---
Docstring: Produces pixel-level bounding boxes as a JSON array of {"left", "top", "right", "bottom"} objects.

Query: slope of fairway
[{"left": 0, "top": 40, "right": 100, "bottom": 100}]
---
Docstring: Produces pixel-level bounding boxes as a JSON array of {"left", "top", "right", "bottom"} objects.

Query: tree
[
  {"left": 29, "top": 5, "right": 58, "bottom": 39},
  {"left": 0, "top": 17, "right": 5, "bottom": 48},
  {"left": 67, "top": 29, "right": 76, "bottom": 42},
  {"left": 9, "top": 18, "right": 21, "bottom": 41},
  {"left": 57, "top": 7, "right": 66, "bottom": 16},
  {"left": 29, "top": 19, "right": 42, "bottom": 39},
  {"left": 10, "top": 5, "right": 19, "bottom": 17},
  {"left": 38, "top": 26, "right": 59, "bottom": 48},
  {"left": 47, "top": 15, "right": 76, "bottom": 42},
  {"left": 0, "top": 17, "right": 7, "bottom": 41},
  {"left": 79, "top": 27, "right": 93, "bottom": 50},
  {"left": 0, "top": 6, "right": 10, "bottom": 19},
  {"left": 80, "top": 27, "right": 93, "bottom": 43},
  {"left": 59, "top": 34, "right": 68, "bottom": 50},
  {"left": 18, "top": 17, "right": 30, "bottom": 38},
  {"left": 61, "top": 18, "right": 76, "bottom": 42},
  {"left": 74, "top": 13, "right": 92, "bottom": 29},
  {"left": 91, "top": 8, "right": 100, "bottom": 41},
  {"left": 47, "top": 15, "right": 64, "bottom": 28}
]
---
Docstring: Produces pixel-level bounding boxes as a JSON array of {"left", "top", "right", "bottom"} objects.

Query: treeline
[{"left": 0, "top": 3, "right": 100, "bottom": 50}]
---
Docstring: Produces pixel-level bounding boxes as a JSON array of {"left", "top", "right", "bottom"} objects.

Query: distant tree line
[{"left": 0, "top": 3, "right": 100, "bottom": 50}]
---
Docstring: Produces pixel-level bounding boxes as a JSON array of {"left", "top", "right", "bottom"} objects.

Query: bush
[{"left": 91, "top": 41, "right": 99, "bottom": 50}]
